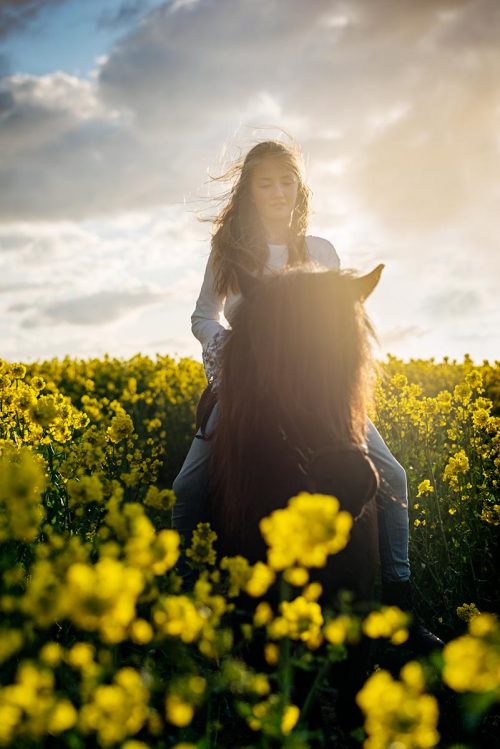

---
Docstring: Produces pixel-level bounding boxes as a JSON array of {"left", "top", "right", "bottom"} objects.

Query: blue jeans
[{"left": 172, "top": 403, "right": 410, "bottom": 583}]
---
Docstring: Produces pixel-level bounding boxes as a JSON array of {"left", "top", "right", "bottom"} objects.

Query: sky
[{"left": 1, "top": 0, "right": 499, "bottom": 366}]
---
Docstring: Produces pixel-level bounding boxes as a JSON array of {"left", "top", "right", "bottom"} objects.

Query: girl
[{"left": 172, "top": 139, "right": 443, "bottom": 654}]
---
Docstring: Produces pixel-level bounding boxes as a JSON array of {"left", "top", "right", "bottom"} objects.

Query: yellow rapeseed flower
[
  {"left": 465, "top": 369, "right": 483, "bottom": 390},
  {"left": 454, "top": 383, "right": 472, "bottom": 403},
  {"left": 362, "top": 606, "right": 410, "bottom": 645},
  {"left": 66, "top": 642, "right": 95, "bottom": 670},
  {"left": 39, "top": 642, "right": 63, "bottom": 667},
  {"left": 10, "top": 363, "right": 26, "bottom": 379},
  {"left": 443, "top": 450, "right": 470, "bottom": 491},
  {"left": 220, "top": 556, "right": 252, "bottom": 597},
  {"left": 153, "top": 595, "right": 206, "bottom": 643},
  {"left": 47, "top": 700, "right": 78, "bottom": 733},
  {"left": 65, "top": 558, "right": 144, "bottom": 643},
  {"left": 0, "top": 661, "right": 78, "bottom": 741},
  {"left": 264, "top": 642, "right": 279, "bottom": 665},
  {"left": 186, "top": 522, "right": 217, "bottom": 566},
  {"left": 442, "top": 613, "right": 500, "bottom": 695},
  {"left": 0, "top": 629, "right": 24, "bottom": 664},
  {"left": 456, "top": 602, "right": 481, "bottom": 623},
  {"left": 401, "top": 661, "right": 426, "bottom": 692},
  {"left": 0, "top": 447, "right": 46, "bottom": 542},
  {"left": 279, "top": 596, "right": 324, "bottom": 648},
  {"left": 165, "top": 696, "right": 194, "bottom": 727},
  {"left": 129, "top": 618, "right": 154, "bottom": 644},
  {"left": 79, "top": 667, "right": 149, "bottom": 745},
  {"left": 302, "top": 581, "right": 323, "bottom": 602},
  {"left": 244, "top": 562, "right": 276, "bottom": 597},
  {"left": 281, "top": 704, "right": 300, "bottom": 735},
  {"left": 283, "top": 566, "right": 309, "bottom": 586},
  {"left": 473, "top": 408, "right": 490, "bottom": 429},
  {"left": 67, "top": 474, "right": 103, "bottom": 506},
  {"left": 253, "top": 602, "right": 274, "bottom": 627},
  {"left": 144, "top": 485, "right": 176, "bottom": 511},
  {"left": 29, "top": 395, "right": 58, "bottom": 427},
  {"left": 260, "top": 492, "right": 352, "bottom": 570},
  {"left": 324, "top": 614, "right": 361, "bottom": 646},
  {"left": 356, "top": 668, "right": 439, "bottom": 749},
  {"left": 416, "top": 480, "right": 434, "bottom": 497},
  {"left": 481, "top": 504, "right": 500, "bottom": 525},
  {"left": 107, "top": 412, "right": 134, "bottom": 443}
]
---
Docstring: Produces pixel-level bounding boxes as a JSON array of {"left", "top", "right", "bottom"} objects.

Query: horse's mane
[{"left": 210, "top": 267, "right": 376, "bottom": 553}]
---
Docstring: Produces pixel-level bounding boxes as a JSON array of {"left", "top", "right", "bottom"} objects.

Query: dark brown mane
[{"left": 209, "top": 267, "right": 377, "bottom": 567}]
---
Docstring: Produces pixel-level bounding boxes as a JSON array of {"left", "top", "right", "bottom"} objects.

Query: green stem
[
  {"left": 300, "top": 658, "right": 331, "bottom": 721},
  {"left": 205, "top": 692, "right": 212, "bottom": 748},
  {"left": 425, "top": 442, "right": 451, "bottom": 566},
  {"left": 279, "top": 636, "right": 292, "bottom": 704},
  {"left": 278, "top": 576, "right": 293, "bottom": 703}
]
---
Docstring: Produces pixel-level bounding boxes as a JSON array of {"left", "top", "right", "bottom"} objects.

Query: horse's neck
[
  {"left": 269, "top": 405, "right": 344, "bottom": 459},
  {"left": 248, "top": 411, "right": 375, "bottom": 518}
]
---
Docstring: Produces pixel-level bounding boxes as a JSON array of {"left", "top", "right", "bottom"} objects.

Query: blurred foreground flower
[
  {"left": 442, "top": 613, "right": 500, "bottom": 697},
  {"left": 260, "top": 492, "right": 352, "bottom": 570},
  {"left": 356, "top": 662, "right": 439, "bottom": 749},
  {"left": 0, "top": 446, "right": 46, "bottom": 542}
]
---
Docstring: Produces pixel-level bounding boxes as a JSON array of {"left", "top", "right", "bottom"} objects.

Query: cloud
[
  {"left": 0, "top": 71, "right": 112, "bottom": 161},
  {"left": 334, "top": 0, "right": 500, "bottom": 230},
  {"left": 0, "top": 281, "right": 51, "bottom": 293},
  {"left": 0, "top": 0, "right": 68, "bottom": 39},
  {"left": 379, "top": 324, "right": 429, "bottom": 347},
  {"left": 18, "top": 287, "right": 168, "bottom": 327},
  {"left": 97, "top": 0, "right": 162, "bottom": 30},
  {"left": 2, "top": 0, "right": 498, "bottom": 364},
  {"left": 0, "top": 52, "right": 11, "bottom": 77},
  {"left": 423, "top": 288, "right": 483, "bottom": 320},
  {"left": 1, "top": 0, "right": 498, "bottom": 231}
]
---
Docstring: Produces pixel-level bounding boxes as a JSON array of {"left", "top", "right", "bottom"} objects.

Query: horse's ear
[
  {"left": 236, "top": 265, "right": 260, "bottom": 298},
  {"left": 352, "top": 264, "right": 384, "bottom": 302}
]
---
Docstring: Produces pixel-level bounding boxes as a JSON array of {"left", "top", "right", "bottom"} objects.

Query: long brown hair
[
  {"left": 209, "top": 140, "right": 312, "bottom": 296},
  {"left": 210, "top": 266, "right": 382, "bottom": 553}
]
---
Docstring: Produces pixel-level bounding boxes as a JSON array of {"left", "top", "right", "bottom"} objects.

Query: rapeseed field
[{"left": 0, "top": 354, "right": 498, "bottom": 748}]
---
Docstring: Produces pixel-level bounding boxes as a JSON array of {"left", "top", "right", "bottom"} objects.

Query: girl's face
[{"left": 249, "top": 157, "right": 299, "bottom": 232}]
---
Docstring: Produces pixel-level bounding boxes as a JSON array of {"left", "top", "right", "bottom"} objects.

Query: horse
[
  {"left": 208, "top": 263, "right": 384, "bottom": 607},
  {"left": 205, "top": 264, "right": 384, "bottom": 734}
]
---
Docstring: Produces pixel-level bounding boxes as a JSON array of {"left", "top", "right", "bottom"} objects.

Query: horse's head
[
  {"left": 235, "top": 263, "right": 384, "bottom": 306},
  {"left": 224, "top": 263, "right": 383, "bottom": 445}
]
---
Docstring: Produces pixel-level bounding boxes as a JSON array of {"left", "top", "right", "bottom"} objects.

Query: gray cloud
[
  {"left": 0, "top": 53, "right": 11, "bottom": 77},
  {"left": 0, "top": 281, "right": 52, "bottom": 293},
  {"left": 334, "top": 0, "right": 500, "bottom": 230},
  {"left": 8, "top": 300, "right": 30, "bottom": 312},
  {"left": 97, "top": 0, "right": 163, "bottom": 30},
  {"left": 380, "top": 324, "right": 429, "bottom": 346},
  {"left": 0, "top": 232, "right": 31, "bottom": 252},
  {"left": 423, "top": 288, "right": 483, "bottom": 319},
  {"left": 1, "top": 0, "right": 498, "bottom": 231},
  {"left": 17, "top": 287, "right": 169, "bottom": 327},
  {"left": 0, "top": 0, "right": 67, "bottom": 39}
]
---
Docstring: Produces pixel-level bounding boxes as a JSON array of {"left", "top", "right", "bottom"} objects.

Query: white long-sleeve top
[
  {"left": 192, "top": 235, "right": 340, "bottom": 347},
  {"left": 191, "top": 235, "right": 340, "bottom": 387}
]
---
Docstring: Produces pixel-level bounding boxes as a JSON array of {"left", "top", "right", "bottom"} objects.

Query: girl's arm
[
  {"left": 191, "top": 254, "right": 229, "bottom": 388},
  {"left": 191, "top": 254, "right": 227, "bottom": 349}
]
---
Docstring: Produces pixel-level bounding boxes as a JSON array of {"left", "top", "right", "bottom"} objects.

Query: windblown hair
[
  {"left": 210, "top": 267, "right": 378, "bottom": 557},
  {"left": 209, "top": 140, "right": 311, "bottom": 296}
]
